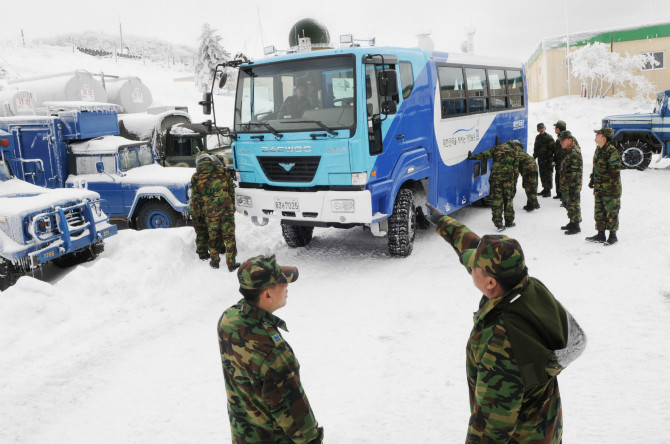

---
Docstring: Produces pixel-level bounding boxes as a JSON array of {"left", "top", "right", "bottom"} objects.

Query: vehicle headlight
[
  {"left": 236, "top": 194, "right": 252, "bottom": 207},
  {"left": 35, "top": 215, "right": 53, "bottom": 234},
  {"left": 331, "top": 199, "right": 355, "bottom": 213},
  {"left": 235, "top": 171, "right": 241, "bottom": 182},
  {"left": 351, "top": 172, "right": 367, "bottom": 186}
]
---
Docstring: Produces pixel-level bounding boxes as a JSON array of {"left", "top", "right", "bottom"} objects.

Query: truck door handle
[{"left": 396, "top": 134, "right": 405, "bottom": 140}]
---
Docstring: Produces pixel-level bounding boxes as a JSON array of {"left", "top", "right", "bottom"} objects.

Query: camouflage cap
[
  {"left": 460, "top": 235, "right": 526, "bottom": 279},
  {"left": 554, "top": 120, "right": 567, "bottom": 131},
  {"left": 537, "top": 123, "right": 545, "bottom": 129},
  {"left": 237, "top": 254, "right": 299, "bottom": 291},
  {"left": 594, "top": 127, "right": 614, "bottom": 138},
  {"left": 195, "top": 152, "right": 223, "bottom": 167},
  {"left": 557, "top": 130, "right": 573, "bottom": 141}
]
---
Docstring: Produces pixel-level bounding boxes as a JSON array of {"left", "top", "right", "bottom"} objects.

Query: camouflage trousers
[
  {"left": 522, "top": 173, "right": 539, "bottom": 206},
  {"left": 563, "top": 189, "right": 582, "bottom": 223},
  {"left": 490, "top": 180, "right": 515, "bottom": 227},
  {"left": 537, "top": 155, "right": 554, "bottom": 190},
  {"left": 594, "top": 193, "right": 621, "bottom": 231},
  {"left": 206, "top": 213, "right": 237, "bottom": 267},
  {"left": 193, "top": 217, "right": 209, "bottom": 256}
]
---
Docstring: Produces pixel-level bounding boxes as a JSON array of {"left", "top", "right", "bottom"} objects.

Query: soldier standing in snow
[
  {"left": 218, "top": 254, "right": 324, "bottom": 443},
  {"left": 586, "top": 127, "right": 622, "bottom": 245},
  {"left": 190, "top": 153, "right": 239, "bottom": 271},
  {"left": 558, "top": 131, "right": 583, "bottom": 235},
  {"left": 512, "top": 140, "right": 540, "bottom": 212},
  {"left": 533, "top": 123, "right": 555, "bottom": 198},
  {"left": 426, "top": 205, "right": 587, "bottom": 444},
  {"left": 552, "top": 120, "right": 579, "bottom": 201},
  {"left": 468, "top": 141, "right": 519, "bottom": 231}
]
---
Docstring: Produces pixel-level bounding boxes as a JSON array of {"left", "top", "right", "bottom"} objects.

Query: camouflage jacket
[
  {"left": 559, "top": 144, "right": 583, "bottom": 196},
  {"left": 591, "top": 142, "right": 622, "bottom": 196},
  {"left": 190, "top": 158, "right": 235, "bottom": 218},
  {"left": 435, "top": 216, "right": 586, "bottom": 443},
  {"left": 533, "top": 132, "right": 554, "bottom": 159},
  {"left": 515, "top": 145, "right": 538, "bottom": 179},
  {"left": 218, "top": 299, "right": 323, "bottom": 444},
  {"left": 469, "top": 143, "right": 518, "bottom": 183}
]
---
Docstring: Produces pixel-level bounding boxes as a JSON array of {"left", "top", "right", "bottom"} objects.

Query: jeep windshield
[{"left": 234, "top": 54, "right": 356, "bottom": 134}]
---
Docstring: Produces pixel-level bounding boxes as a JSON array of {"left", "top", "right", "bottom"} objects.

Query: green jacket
[
  {"left": 469, "top": 143, "right": 518, "bottom": 183},
  {"left": 436, "top": 216, "right": 586, "bottom": 443},
  {"left": 559, "top": 143, "right": 583, "bottom": 199},
  {"left": 533, "top": 132, "right": 554, "bottom": 159},
  {"left": 218, "top": 299, "right": 323, "bottom": 443},
  {"left": 190, "top": 158, "right": 235, "bottom": 219},
  {"left": 591, "top": 142, "right": 622, "bottom": 196}
]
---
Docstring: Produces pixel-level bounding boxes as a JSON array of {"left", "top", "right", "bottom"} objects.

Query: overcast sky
[{"left": 2, "top": 0, "right": 669, "bottom": 62}]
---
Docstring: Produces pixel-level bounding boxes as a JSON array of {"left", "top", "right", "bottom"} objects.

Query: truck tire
[
  {"left": 619, "top": 140, "right": 652, "bottom": 170},
  {"left": 281, "top": 223, "right": 314, "bottom": 248},
  {"left": 0, "top": 260, "right": 22, "bottom": 291},
  {"left": 387, "top": 188, "right": 416, "bottom": 257},
  {"left": 53, "top": 241, "right": 105, "bottom": 268},
  {"left": 136, "top": 201, "right": 182, "bottom": 230}
]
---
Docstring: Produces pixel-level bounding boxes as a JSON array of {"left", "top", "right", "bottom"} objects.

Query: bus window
[
  {"left": 465, "top": 68, "right": 488, "bottom": 113},
  {"left": 399, "top": 62, "right": 414, "bottom": 100},
  {"left": 488, "top": 69, "right": 507, "bottom": 110},
  {"left": 437, "top": 66, "right": 466, "bottom": 118},
  {"left": 506, "top": 70, "right": 524, "bottom": 108}
]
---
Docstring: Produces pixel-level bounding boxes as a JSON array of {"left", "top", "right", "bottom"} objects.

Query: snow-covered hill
[{"left": 1, "top": 44, "right": 670, "bottom": 443}]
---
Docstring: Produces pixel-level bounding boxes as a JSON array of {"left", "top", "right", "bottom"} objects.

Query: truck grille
[
  {"left": 63, "top": 206, "right": 86, "bottom": 229},
  {"left": 258, "top": 156, "right": 321, "bottom": 182}
]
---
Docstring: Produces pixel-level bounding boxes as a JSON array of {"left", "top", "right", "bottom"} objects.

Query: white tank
[
  {"left": 104, "top": 76, "right": 153, "bottom": 113},
  {"left": 0, "top": 90, "right": 36, "bottom": 116},
  {"left": 8, "top": 70, "right": 108, "bottom": 109}
]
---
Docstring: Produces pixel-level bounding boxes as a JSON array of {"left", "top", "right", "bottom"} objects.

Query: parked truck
[
  {"left": 601, "top": 89, "right": 670, "bottom": 170},
  {"left": 1, "top": 130, "right": 117, "bottom": 290},
  {"left": 0, "top": 103, "right": 193, "bottom": 229}
]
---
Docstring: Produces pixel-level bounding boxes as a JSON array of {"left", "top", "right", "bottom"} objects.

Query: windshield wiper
[
  {"left": 245, "top": 121, "right": 283, "bottom": 138},
  {"left": 282, "top": 120, "right": 338, "bottom": 136}
]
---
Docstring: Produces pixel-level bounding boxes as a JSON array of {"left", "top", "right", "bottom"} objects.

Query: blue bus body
[{"left": 231, "top": 46, "right": 528, "bottom": 255}]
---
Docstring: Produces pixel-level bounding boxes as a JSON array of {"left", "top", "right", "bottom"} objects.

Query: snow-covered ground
[{"left": 2, "top": 43, "right": 670, "bottom": 443}]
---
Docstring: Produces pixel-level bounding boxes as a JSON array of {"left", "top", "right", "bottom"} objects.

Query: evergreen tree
[{"left": 194, "top": 23, "right": 230, "bottom": 93}]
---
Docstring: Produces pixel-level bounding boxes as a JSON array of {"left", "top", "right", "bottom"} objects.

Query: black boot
[
  {"left": 210, "top": 260, "right": 220, "bottom": 269},
  {"left": 536, "top": 189, "right": 545, "bottom": 196},
  {"left": 505, "top": 221, "right": 516, "bottom": 228},
  {"left": 553, "top": 193, "right": 562, "bottom": 199},
  {"left": 495, "top": 224, "right": 506, "bottom": 232},
  {"left": 565, "top": 222, "right": 581, "bottom": 235},
  {"left": 561, "top": 222, "right": 572, "bottom": 230},
  {"left": 228, "top": 262, "right": 241, "bottom": 272},
  {"left": 541, "top": 189, "right": 551, "bottom": 198},
  {"left": 585, "top": 231, "right": 606, "bottom": 243},
  {"left": 604, "top": 231, "right": 618, "bottom": 246}
]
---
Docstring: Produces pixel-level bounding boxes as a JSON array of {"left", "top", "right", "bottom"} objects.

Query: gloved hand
[
  {"left": 425, "top": 203, "right": 446, "bottom": 226},
  {"left": 467, "top": 151, "right": 473, "bottom": 160},
  {"left": 588, "top": 177, "right": 594, "bottom": 189}
]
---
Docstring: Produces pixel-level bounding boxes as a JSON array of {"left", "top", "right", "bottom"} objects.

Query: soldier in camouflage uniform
[
  {"left": 425, "top": 205, "right": 587, "bottom": 444},
  {"left": 468, "top": 142, "right": 519, "bottom": 231},
  {"left": 218, "top": 254, "right": 324, "bottom": 444},
  {"left": 586, "top": 127, "right": 622, "bottom": 245},
  {"left": 558, "top": 131, "right": 583, "bottom": 235},
  {"left": 511, "top": 140, "right": 540, "bottom": 212},
  {"left": 533, "top": 123, "right": 555, "bottom": 197},
  {"left": 552, "top": 121, "right": 579, "bottom": 201},
  {"left": 190, "top": 153, "right": 239, "bottom": 271}
]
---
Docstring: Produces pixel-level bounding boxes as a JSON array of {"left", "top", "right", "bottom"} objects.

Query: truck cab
[
  {"left": 1, "top": 130, "right": 117, "bottom": 290},
  {"left": 602, "top": 89, "right": 670, "bottom": 170}
]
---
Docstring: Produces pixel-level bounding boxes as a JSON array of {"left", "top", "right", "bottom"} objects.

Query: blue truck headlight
[
  {"left": 35, "top": 215, "right": 53, "bottom": 234},
  {"left": 351, "top": 172, "right": 367, "bottom": 186},
  {"left": 236, "top": 194, "right": 252, "bottom": 207},
  {"left": 331, "top": 199, "right": 355, "bottom": 213}
]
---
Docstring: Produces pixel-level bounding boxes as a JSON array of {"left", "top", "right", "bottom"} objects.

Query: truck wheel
[
  {"left": 53, "top": 242, "right": 105, "bottom": 268},
  {"left": 619, "top": 140, "right": 652, "bottom": 170},
  {"left": 0, "top": 260, "right": 22, "bottom": 291},
  {"left": 387, "top": 188, "right": 416, "bottom": 257},
  {"left": 136, "top": 201, "right": 181, "bottom": 230},
  {"left": 281, "top": 223, "right": 314, "bottom": 248}
]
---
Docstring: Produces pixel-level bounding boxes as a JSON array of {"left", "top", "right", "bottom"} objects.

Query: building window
[{"left": 642, "top": 51, "right": 665, "bottom": 70}]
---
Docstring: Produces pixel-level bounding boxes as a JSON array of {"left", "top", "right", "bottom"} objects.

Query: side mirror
[
  {"left": 95, "top": 161, "right": 104, "bottom": 173},
  {"left": 381, "top": 100, "right": 397, "bottom": 115},
  {"left": 219, "top": 73, "right": 228, "bottom": 89},
  {"left": 377, "top": 70, "right": 398, "bottom": 97},
  {"left": 199, "top": 92, "right": 213, "bottom": 115}
]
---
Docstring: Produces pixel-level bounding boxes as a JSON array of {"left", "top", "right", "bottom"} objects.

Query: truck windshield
[
  {"left": 120, "top": 145, "right": 154, "bottom": 171},
  {"left": 234, "top": 54, "right": 356, "bottom": 134}
]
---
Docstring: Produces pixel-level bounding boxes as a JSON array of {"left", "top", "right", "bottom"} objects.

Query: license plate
[{"left": 275, "top": 198, "right": 299, "bottom": 211}]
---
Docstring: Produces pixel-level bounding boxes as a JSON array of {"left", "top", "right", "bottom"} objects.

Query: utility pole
[
  {"left": 21, "top": 29, "right": 25, "bottom": 47},
  {"left": 564, "top": 0, "right": 571, "bottom": 97}
]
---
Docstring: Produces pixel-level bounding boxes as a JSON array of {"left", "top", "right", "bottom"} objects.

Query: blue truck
[
  {"left": 602, "top": 89, "right": 670, "bottom": 170},
  {"left": 1, "top": 130, "right": 117, "bottom": 290},
  {"left": 206, "top": 46, "right": 527, "bottom": 256},
  {"left": 0, "top": 103, "right": 193, "bottom": 229}
]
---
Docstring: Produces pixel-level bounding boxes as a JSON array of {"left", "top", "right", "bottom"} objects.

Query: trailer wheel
[
  {"left": 387, "top": 188, "right": 416, "bottom": 257},
  {"left": 136, "top": 201, "right": 181, "bottom": 230},
  {"left": 619, "top": 140, "right": 652, "bottom": 170},
  {"left": 281, "top": 223, "right": 314, "bottom": 248},
  {"left": 53, "top": 241, "right": 105, "bottom": 268}
]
